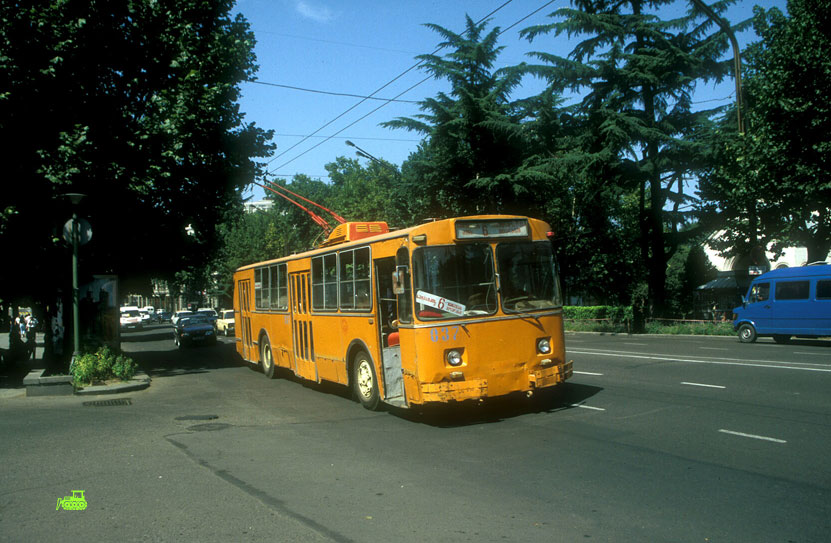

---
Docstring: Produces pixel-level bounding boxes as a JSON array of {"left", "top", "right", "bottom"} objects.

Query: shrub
[
  {"left": 563, "top": 306, "right": 633, "bottom": 324},
  {"left": 71, "top": 346, "right": 137, "bottom": 385}
]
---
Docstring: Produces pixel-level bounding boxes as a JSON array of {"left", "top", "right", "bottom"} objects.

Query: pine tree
[
  {"left": 521, "top": 0, "right": 744, "bottom": 316},
  {"left": 383, "top": 16, "right": 535, "bottom": 218}
]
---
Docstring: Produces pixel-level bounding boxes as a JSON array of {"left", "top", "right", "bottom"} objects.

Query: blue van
[{"left": 733, "top": 264, "right": 831, "bottom": 343}]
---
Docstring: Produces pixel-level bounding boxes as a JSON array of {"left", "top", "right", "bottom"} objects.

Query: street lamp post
[
  {"left": 63, "top": 193, "right": 86, "bottom": 360},
  {"left": 345, "top": 140, "right": 384, "bottom": 165}
]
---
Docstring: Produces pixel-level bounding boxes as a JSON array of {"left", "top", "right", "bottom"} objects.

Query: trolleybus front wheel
[
  {"left": 352, "top": 350, "right": 380, "bottom": 410},
  {"left": 260, "top": 336, "right": 276, "bottom": 379}
]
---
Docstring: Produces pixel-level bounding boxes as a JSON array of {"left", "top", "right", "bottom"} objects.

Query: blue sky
[{"left": 234, "top": 0, "right": 787, "bottom": 201}]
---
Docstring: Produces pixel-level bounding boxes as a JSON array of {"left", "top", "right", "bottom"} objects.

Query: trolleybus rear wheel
[
  {"left": 352, "top": 350, "right": 380, "bottom": 410},
  {"left": 260, "top": 336, "right": 276, "bottom": 379}
]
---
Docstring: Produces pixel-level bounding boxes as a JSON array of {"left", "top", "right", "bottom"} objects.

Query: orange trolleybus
[{"left": 233, "top": 215, "right": 572, "bottom": 410}]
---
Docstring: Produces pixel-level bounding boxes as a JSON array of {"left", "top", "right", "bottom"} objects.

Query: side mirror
[{"left": 392, "top": 266, "right": 408, "bottom": 295}]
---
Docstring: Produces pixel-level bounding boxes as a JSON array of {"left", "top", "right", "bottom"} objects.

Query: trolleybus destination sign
[{"left": 415, "top": 290, "right": 466, "bottom": 316}]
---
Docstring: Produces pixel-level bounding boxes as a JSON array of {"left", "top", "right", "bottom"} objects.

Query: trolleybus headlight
[
  {"left": 446, "top": 349, "right": 463, "bottom": 367},
  {"left": 537, "top": 338, "right": 551, "bottom": 354}
]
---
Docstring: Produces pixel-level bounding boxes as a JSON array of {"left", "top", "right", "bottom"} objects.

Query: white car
[
  {"left": 216, "top": 310, "right": 235, "bottom": 336},
  {"left": 120, "top": 310, "right": 143, "bottom": 330}
]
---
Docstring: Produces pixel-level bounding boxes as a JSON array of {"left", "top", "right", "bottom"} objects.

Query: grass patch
[
  {"left": 565, "top": 318, "right": 735, "bottom": 336},
  {"left": 643, "top": 321, "right": 734, "bottom": 336}
]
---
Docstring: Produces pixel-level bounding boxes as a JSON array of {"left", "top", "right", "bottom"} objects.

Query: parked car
[
  {"left": 120, "top": 310, "right": 143, "bottom": 330},
  {"left": 139, "top": 310, "right": 153, "bottom": 326},
  {"left": 216, "top": 310, "right": 235, "bottom": 336},
  {"left": 173, "top": 314, "right": 216, "bottom": 348}
]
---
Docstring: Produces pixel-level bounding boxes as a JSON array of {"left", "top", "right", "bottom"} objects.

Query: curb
[
  {"left": 23, "top": 369, "right": 151, "bottom": 396},
  {"left": 564, "top": 331, "right": 737, "bottom": 339},
  {"left": 74, "top": 371, "right": 151, "bottom": 395}
]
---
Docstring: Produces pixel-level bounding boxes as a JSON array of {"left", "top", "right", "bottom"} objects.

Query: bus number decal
[{"left": 430, "top": 326, "right": 460, "bottom": 342}]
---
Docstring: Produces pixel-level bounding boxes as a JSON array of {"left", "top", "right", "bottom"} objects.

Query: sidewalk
[
  {"left": 0, "top": 332, "right": 45, "bottom": 398},
  {"left": 1, "top": 332, "right": 151, "bottom": 398}
]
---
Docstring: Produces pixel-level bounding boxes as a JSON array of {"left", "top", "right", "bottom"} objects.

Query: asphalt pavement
[{"left": 1, "top": 326, "right": 829, "bottom": 542}]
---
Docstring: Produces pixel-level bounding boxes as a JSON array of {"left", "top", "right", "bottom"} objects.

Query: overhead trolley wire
[
  {"left": 245, "top": 79, "right": 420, "bottom": 104},
  {"left": 267, "top": 0, "right": 562, "bottom": 176},
  {"left": 263, "top": 0, "right": 517, "bottom": 172}
]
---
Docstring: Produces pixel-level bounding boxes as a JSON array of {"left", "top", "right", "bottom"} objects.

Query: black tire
[
  {"left": 352, "top": 350, "right": 380, "bottom": 410},
  {"left": 738, "top": 323, "right": 757, "bottom": 343},
  {"left": 772, "top": 335, "right": 791, "bottom": 344},
  {"left": 260, "top": 336, "right": 276, "bottom": 379}
]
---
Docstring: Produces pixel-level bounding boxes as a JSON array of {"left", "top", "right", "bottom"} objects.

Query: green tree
[
  {"left": 0, "top": 1, "right": 273, "bottom": 315},
  {"left": 521, "top": 0, "right": 744, "bottom": 316},
  {"left": 703, "top": 0, "right": 831, "bottom": 263},
  {"left": 325, "top": 156, "right": 405, "bottom": 226},
  {"left": 383, "top": 16, "right": 539, "bottom": 218}
]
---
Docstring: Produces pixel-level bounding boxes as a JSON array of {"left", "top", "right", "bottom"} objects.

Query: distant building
[{"left": 243, "top": 200, "right": 273, "bottom": 214}]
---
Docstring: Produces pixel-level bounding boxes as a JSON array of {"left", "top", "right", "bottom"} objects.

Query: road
[{"left": 1, "top": 327, "right": 829, "bottom": 542}]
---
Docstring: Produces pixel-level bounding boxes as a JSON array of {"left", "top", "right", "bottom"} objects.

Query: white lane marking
[
  {"left": 573, "top": 371, "right": 604, "bottom": 376},
  {"left": 569, "top": 403, "right": 606, "bottom": 411},
  {"left": 624, "top": 342, "right": 647, "bottom": 346},
  {"left": 793, "top": 352, "right": 828, "bottom": 356},
  {"left": 566, "top": 348, "right": 831, "bottom": 372},
  {"left": 681, "top": 382, "right": 726, "bottom": 389},
  {"left": 700, "top": 347, "right": 728, "bottom": 351},
  {"left": 718, "top": 429, "right": 787, "bottom": 443}
]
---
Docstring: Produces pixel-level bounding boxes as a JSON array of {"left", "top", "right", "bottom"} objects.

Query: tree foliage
[
  {"left": 0, "top": 0, "right": 273, "bottom": 307},
  {"left": 520, "top": 0, "right": 744, "bottom": 316},
  {"left": 702, "top": 0, "right": 831, "bottom": 263},
  {"left": 383, "top": 16, "right": 545, "bottom": 218}
]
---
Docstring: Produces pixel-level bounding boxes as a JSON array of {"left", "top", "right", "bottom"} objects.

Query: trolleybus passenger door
[
  {"left": 237, "top": 279, "right": 253, "bottom": 361},
  {"left": 376, "top": 257, "right": 405, "bottom": 407},
  {"left": 289, "top": 271, "right": 317, "bottom": 381}
]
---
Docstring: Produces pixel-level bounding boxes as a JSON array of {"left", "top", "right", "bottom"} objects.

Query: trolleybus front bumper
[{"left": 419, "top": 360, "right": 573, "bottom": 403}]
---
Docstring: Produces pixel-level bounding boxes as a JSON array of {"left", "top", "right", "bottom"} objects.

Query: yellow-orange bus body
[{"left": 233, "top": 215, "right": 572, "bottom": 408}]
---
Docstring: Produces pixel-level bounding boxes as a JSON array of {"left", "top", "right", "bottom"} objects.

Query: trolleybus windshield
[
  {"left": 496, "top": 241, "right": 561, "bottom": 312},
  {"left": 411, "top": 241, "right": 562, "bottom": 320},
  {"left": 412, "top": 243, "right": 497, "bottom": 319}
]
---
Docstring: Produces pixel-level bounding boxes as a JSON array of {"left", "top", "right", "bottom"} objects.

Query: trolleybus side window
[
  {"left": 312, "top": 253, "right": 338, "bottom": 310},
  {"left": 339, "top": 247, "right": 371, "bottom": 311},
  {"left": 255, "top": 267, "right": 270, "bottom": 309},
  {"left": 270, "top": 263, "right": 288, "bottom": 310},
  {"left": 395, "top": 247, "right": 412, "bottom": 324}
]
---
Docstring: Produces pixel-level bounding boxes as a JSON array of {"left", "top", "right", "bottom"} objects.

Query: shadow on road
[
  {"left": 391, "top": 382, "right": 604, "bottom": 428},
  {"left": 127, "top": 339, "right": 245, "bottom": 378},
  {"left": 121, "top": 329, "right": 176, "bottom": 343}
]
